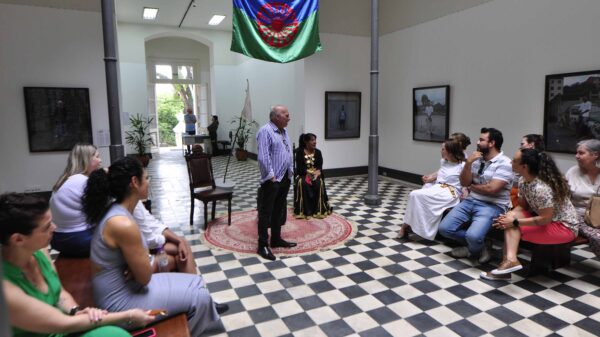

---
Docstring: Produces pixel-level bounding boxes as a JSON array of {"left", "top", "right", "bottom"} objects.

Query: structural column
[
  {"left": 364, "top": 0, "right": 381, "bottom": 206},
  {"left": 101, "top": 0, "right": 125, "bottom": 161}
]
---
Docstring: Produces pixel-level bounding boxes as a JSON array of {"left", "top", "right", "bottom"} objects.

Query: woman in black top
[{"left": 293, "top": 133, "right": 332, "bottom": 218}]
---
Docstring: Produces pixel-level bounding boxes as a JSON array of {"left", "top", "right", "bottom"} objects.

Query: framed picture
[
  {"left": 325, "top": 91, "right": 361, "bottom": 139},
  {"left": 544, "top": 70, "right": 600, "bottom": 153},
  {"left": 24, "top": 87, "right": 93, "bottom": 152},
  {"left": 413, "top": 85, "right": 450, "bottom": 142}
]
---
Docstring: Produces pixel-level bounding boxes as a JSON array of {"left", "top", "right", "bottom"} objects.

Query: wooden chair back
[{"left": 185, "top": 152, "right": 216, "bottom": 190}]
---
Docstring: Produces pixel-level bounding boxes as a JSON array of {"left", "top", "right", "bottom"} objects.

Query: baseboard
[
  {"left": 378, "top": 166, "right": 422, "bottom": 185},
  {"left": 25, "top": 191, "right": 52, "bottom": 201},
  {"left": 323, "top": 166, "right": 368, "bottom": 177},
  {"left": 230, "top": 155, "right": 422, "bottom": 184}
]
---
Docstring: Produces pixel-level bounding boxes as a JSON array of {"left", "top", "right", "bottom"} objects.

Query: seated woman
[
  {"left": 293, "top": 133, "right": 332, "bottom": 219},
  {"left": 1, "top": 192, "right": 154, "bottom": 337},
  {"left": 399, "top": 138, "right": 465, "bottom": 240},
  {"left": 481, "top": 149, "right": 579, "bottom": 281},
  {"left": 510, "top": 134, "right": 545, "bottom": 207},
  {"left": 83, "top": 157, "right": 227, "bottom": 336},
  {"left": 50, "top": 143, "right": 102, "bottom": 257},
  {"left": 566, "top": 139, "right": 600, "bottom": 259},
  {"left": 132, "top": 200, "right": 196, "bottom": 274},
  {"left": 421, "top": 132, "right": 470, "bottom": 187}
]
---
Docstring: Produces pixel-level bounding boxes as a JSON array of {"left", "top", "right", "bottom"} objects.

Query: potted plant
[
  {"left": 230, "top": 116, "right": 258, "bottom": 161},
  {"left": 125, "top": 113, "right": 154, "bottom": 167}
]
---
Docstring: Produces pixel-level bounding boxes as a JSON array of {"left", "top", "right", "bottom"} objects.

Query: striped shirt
[
  {"left": 257, "top": 121, "right": 293, "bottom": 184},
  {"left": 468, "top": 151, "right": 514, "bottom": 210}
]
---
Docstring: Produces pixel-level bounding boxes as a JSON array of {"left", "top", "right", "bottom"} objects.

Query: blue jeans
[
  {"left": 50, "top": 227, "right": 94, "bottom": 257},
  {"left": 438, "top": 198, "right": 504, "bottom": 256}
]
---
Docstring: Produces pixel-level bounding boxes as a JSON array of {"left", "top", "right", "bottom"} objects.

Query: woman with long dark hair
[
  {"left": 293, "top": 133, "right": 332, "bottom": 218},
  {"left": 481, "top": 149, "right": 579, "bottom": 281},
  {"left": 1, "top": 192, "right": 153, "bottom": 337},
  {"left": 83, "top": 157, "right": 227, "bottom": 336}
]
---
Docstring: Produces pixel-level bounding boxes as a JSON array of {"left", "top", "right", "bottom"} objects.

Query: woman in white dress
[{"left": 399, "top": 139, "right": 465, "bottom": 240}]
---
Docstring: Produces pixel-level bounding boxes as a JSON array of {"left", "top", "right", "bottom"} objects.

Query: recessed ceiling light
[
  {"left": 208, "top": 15, "right": 226, "bottom": 26},
  {"left": 143, "top": 7, "right": 158, "bottom": 20}
]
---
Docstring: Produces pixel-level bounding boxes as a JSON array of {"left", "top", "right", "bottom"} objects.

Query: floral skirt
[{"left": 293, "top": 175, "right": 332, "bottom": 219}]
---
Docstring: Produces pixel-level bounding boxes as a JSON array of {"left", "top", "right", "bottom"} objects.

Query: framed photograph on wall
[
  {"left": 544, "top": 70, "right": 600, "bottom": 153},
  {"left": 24, "top": 87, "right": 93, "bottom": 152},
  {"left": 325, "top": 91, "right": 361, "bottom": 139},
  {"left": 413, "top": 85, "right": 450, "bottom": 142}
]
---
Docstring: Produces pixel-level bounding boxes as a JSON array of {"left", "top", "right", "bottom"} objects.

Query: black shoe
[
  {"left": 271, "top": 239, "right": 297, "bottom": 248},
  {"left": 215, "top": 302, "right": 229, "bottom": 314},
  {"left": 257, "top": 246, "right": 276, "bottom": 261}
]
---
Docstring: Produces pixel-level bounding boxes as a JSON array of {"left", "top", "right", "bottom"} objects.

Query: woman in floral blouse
[
  {"left": 293, "top": 133, "right": 332, "bottom": 219},
  {"left": 481, "top": 148, "right": 579, "bottom": 281}
]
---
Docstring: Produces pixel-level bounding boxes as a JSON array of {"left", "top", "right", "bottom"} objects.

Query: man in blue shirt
[{"left": 256, "top": 105, "right": 297, "bottom": 260}]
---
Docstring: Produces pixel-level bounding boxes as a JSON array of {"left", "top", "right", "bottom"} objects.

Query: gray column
[
  {"left": 101, "top": 0, "right": 125, "bottom": 161},
  {"left": 364, "top": 0, "right": 381, "bottom": 206}
]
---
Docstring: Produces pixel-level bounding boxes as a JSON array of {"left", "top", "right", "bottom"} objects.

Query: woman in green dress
[{"left": 1, "top": 192, "right": 154, "bottom": 337}]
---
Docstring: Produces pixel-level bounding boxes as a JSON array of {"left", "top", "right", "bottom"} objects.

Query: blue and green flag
[{"left": 231, "top": 0, "right": 322, "bottom": 63}]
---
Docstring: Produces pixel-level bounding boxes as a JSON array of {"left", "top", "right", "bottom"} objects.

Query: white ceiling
[{"left": 0, "top": 0, "right": 491, "bottom": 36}]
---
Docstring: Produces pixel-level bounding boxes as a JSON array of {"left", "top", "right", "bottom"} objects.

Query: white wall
[
  {"left": 380, "top": 0, "right": 600, "bottom": 175},
  {"left": 117, "top": 23, "right": 303, "bottom": 154},
  {"left": 304, "top": 33, "right": 371, "bottom": 169},
  {"left": 0, "top": 4, "right": 109, "bottom": 193}
]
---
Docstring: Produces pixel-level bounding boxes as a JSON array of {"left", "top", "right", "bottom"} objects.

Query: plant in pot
[
  {"left": 230, "top": 116, "right": 258, "bottom": 161},
  {"left": 125, "top": 113, "right": 154, "bottom": 167}
]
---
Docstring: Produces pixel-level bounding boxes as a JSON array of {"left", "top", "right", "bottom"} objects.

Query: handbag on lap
[{"left": 584, "top": 186, "right": 600, "bottom": 228}]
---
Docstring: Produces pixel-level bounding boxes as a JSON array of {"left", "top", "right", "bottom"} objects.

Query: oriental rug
[{"left": 202, "top": 208, "right": 357, "bottom": 256}]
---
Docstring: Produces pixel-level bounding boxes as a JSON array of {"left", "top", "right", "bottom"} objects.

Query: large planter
[{"left": 235, "top": 149, "right": 248, "bottom": 161}]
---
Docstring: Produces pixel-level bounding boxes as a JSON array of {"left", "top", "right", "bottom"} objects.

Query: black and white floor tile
[{"left": 147, "top": 149, "right": 600, "bottom": 337}]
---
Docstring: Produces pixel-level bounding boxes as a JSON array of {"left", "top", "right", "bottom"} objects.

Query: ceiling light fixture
[
  {"left": 208, "top": 15, "right": 226, "bottom": 26},
  {"left": 143, "top": 7, "right": 159, "bottom": 20}
]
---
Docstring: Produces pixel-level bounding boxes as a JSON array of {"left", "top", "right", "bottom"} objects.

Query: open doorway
[
  {"left": 148, "top": 63, "right": 208, "bottom": 152},
  {"left": 155, "top": 82, "right": 194, "bottom": 149}
]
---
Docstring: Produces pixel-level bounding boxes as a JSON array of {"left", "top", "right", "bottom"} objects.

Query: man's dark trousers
[{"left": 258, "top": 177, "right": 291, "bottom": 248}]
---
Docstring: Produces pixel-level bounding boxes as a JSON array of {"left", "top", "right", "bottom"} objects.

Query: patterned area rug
[{"left": 203, "top": 208, "right": 357, "bottom": 256}]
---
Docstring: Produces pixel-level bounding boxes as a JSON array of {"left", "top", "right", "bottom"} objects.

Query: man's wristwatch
[
  {"left": 69, "top": 305, "right": 81, "bottom": 316},
  {"left": 512, "top": 218, "right": 520, "bottom": 228}
]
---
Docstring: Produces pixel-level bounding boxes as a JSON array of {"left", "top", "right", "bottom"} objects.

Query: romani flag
[{"left": 231, "top": 0, "right": 322, "bottom": 63}]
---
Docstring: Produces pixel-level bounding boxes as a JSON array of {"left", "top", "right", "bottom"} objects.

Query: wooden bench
[
  {"left": 524, "top": 235, "right": 589, "bottom": 275},
  {"left": 54, "top": 256, "right": 190, "bottom": 337},
  {"left": 488, "top": 229, "right": 589, "bottom": 275}
]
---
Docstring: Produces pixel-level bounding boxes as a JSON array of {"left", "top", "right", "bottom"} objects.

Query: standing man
[
  {"left": 184, "top": 107, "right": 197, "bottom": 135},
  {"left": 438, "top": 127, "right": 514, "bottom": 264},
  {"left": 256, "top": 105, "right": 297, "bottom": 261},
  {"left": 184, "top": 108, "right": 197, "bottom": 154}
]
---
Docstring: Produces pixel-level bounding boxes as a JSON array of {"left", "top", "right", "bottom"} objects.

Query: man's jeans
[{"left": 438, "top": 198, "right": 504, "bottom": 256}]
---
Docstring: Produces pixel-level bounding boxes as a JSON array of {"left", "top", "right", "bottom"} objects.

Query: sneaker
[
  {"left": 491, "top": 260, "right": 522, "bottom": 275},
  {"left": 478, "top": 246, "right": 491, "bottom": 264},
  {"left": 451, "top": 246, "right": 469, "bottom": 258},
  {"left": 480, "top": 271, "right": 511, "bottom": 281}
]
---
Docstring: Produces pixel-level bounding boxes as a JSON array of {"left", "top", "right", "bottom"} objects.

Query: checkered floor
[{"left": 147, "top": 149, "right": 600, "bottom": 337}]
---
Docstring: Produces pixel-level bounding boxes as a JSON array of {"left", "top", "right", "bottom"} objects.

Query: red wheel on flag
[{"left": 256, "top": 2, "right": 299, "bottom": 48}]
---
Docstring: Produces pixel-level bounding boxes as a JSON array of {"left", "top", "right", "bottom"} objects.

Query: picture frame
[
  {"left": 543, "top": 70, "right": 600, "bottom": 153},
  {"left": 24, "top": 87, "right": 93, "bottom": 152},
  {"left": 413, "top": 85, "right": 450, "bottom": 142},
  {"left": 325, "top": 91, "right": 361, "bottom": 139}
]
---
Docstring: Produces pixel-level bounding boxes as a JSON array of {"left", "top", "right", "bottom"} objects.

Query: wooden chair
[{"left": 185, "top": 152, "right": 233, "bottom": 229}]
